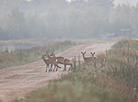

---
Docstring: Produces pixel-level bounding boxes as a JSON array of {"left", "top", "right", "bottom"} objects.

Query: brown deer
[
  {"left": 63, "top": 58, "right": 72, "bottom": 71},
  {"left": 50, "top": 52, "right": 72, "bottom": 71},
  {"left": 50, "top": 52, "right": 64, "bottom": 65},
  {"left": 41, "top": 55, "right": 51, "bottom": 72},
  {"left": 45, "top": 51, "right": 61, "bottom": 71},
  {"left": 91, "top": 52, "right": 96, "bottom": 58},
  {"left": 81, "top": 51, "right": 93, "bottom": 64},
  {"left": 90, "top": 52, "right": 105, "bottom": 68}
]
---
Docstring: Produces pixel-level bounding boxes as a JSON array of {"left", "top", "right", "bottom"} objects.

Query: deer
[
  {"left": 63, "top": 58, "right": 72, "bottom": 71},
  {"left": 90, "top": 52, "right": 105, "bottom": 68},
  {"left": 50, "top": 52, "right": 72, "bottom": 71},
  {"left": 50, "top": 52, "right": 64, "bottom": 65},
  {"left": 45, "top": 51, "right": 61, "bottom": 71},
  {"left": 81, "top": 51, "right": 93, "bottom": 65},
  {"left": 41, "top": 55, "right": 51, "bottom": 72}
]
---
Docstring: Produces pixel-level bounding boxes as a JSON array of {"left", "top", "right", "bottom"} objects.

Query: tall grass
[
  {"left": 100, "top": 39, "right": 138, "bottom": 101},
  {"left": 12, "top": 62, "right": 131, "bottom": 102},
  {"left": 12, "top": 56, "right": 132, "bottom": 102},
  {"left": 0, "top": 40, "right": 75, "bottom": 69},
  {"left": 11, "top": 39, "right": 138, "bottom": 102},
  {"left": 112, "top": 39, "right": 138, "bottom": 50}
]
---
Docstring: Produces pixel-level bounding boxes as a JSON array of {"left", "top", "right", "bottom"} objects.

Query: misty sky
[
  {"left": 66, "top": 0, "right": 138, "bottom": 6},
  {"left": 114, "top": 0, "right": 138, "bottom": 6}
]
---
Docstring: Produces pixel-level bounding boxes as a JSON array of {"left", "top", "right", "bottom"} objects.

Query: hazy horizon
[
  {"left": 114, "top": 0, "right": 138, "bottom": 6},
  {"left": 66, "top": 0, "right": 138, "bottom": 6},
  {"left": 0, "top": 0, "right": 138, "bottom": 40}
]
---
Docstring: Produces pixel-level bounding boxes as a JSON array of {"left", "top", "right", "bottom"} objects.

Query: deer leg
[
  {"left": 70, "top": 64, "right": 73, "bottom": 71},
  {"left": 56, "top": 65, "right": 58, "bottom": 71},
  {"left": 56, "top": 63, "right": 61, "bottom": 69},
  {"left": 101, "top": 63, "right": 103, "bottom": 68},
  {"left": 68, "top": 65, "right": 70, "bottom": 71},
  {"left": 46, "top": 64, "right": 49, "bottom": 72},
  {"left": 45, "top": 65, "right": 47, "bottom": 72},
  {"left": 51, "top": 64, "right": 53, "bottom": 71},
  {"left": 48, "top": 64, "right": 50, "bottom": 72},
  {"left": 68, "top": 64, "right": 72, "bottom": 71},
  {"left": 56, "top": 63, "right": 60, "bottom": 71},
  {"left": 63, "top": 64, "right": 65, "bottom": 71},
  {"left": 49, "top": 64, "right": 52, "bottom": 72},
  {"left": 85, "top": 62, "right": 88, "bottom": 66},
  {"left": 103, "top": 63, "right": 105, "bottom": 67},
  {"left": 94, "top": 62, "right": 97, "bottom": 72},
  {"left": 65, "top": 65, "right": 66, "bottom": 71},
  {"left": 53, "top": 65, "right": 56, "bottom": 72},
  {"left": 86, "top": 62, "right": 88, "bottom": 66},
  {"left": 63, "top": 64, "right": 66, "bottom": 71}
]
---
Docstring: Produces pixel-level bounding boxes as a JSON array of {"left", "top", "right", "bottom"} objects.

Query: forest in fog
[{"left": 0, "top": 0, "right": 138, "bottom": 40}]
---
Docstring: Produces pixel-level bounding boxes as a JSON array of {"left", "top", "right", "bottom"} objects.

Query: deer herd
[{"left": 41, "top": 51, "right": 105, "bottom": 72}]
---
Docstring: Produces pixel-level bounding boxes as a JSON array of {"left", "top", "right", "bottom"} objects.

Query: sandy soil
[{"left": 0, "top": 42, "right": 115, "bottom": 102}]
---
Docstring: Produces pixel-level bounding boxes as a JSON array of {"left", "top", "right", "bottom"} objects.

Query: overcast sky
[
  {"left": 114, "top": 0, "right": 138, "bottom": 6},
  {"left": 66, "top": 0, "right": 138, "bottom": 6}
]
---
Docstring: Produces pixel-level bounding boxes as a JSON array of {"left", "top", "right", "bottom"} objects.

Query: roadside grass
[
  {"left": 0, "top": 40, "right": 75, "bottom": 69},
  {"left": 11, "top": 39, "right": 138, "bottom": 102},
  {"left": 99, "top": 39, "right": 138, "bottom": 101},
  {"left": 12, "top": 62, "right": 131, "bottom": 102},
  {"left": 112, "top": 39, "right": 138, "bottom": 49},
  {"left": 10, "top": 39, "right": 138, "bottom": 102}
]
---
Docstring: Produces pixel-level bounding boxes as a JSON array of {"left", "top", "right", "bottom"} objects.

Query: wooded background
[{"left": 0, "top": 0, "right": 137, "bottom": 40}]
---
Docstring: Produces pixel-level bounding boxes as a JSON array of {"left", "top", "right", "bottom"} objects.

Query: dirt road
[{"left": 0, "top": 42, "right": 115, "bottom": 102}]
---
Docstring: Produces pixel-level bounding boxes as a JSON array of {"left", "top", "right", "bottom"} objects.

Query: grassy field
[
  {"left": 0, "top": 40, "right": 75, "bottom": 69},
  {"left": 10, "top": 39, "right": 138, "bottom": 102},
  {"left": 11, "top": 61, "right": 131, "bottom": 102},
  {"left": 0, "top": 38, "right": 117, "bottom": 53}
]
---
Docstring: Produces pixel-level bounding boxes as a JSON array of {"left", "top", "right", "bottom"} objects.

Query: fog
[
  {"left": 0, "top": 0, "right": 138, "bottom": 40},
  {"left": 114, "top": 0, "right": 138, "bottom": 6}
]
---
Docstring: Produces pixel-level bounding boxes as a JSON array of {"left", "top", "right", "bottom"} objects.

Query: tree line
[{"left": 0, "top": 0, "right": 138, "bottom": 40}]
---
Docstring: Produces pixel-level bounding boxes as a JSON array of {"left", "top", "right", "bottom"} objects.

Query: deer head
[
  {"left": 81, "top": 51, "right": 86, "bottom": 56},
  {"left": 90, "top": 52, "right": 95, "bottom": 58},
  {"left": 50, "top": 51, "right": 55, "bottom": 57},
  {"left": 45, "top": 51, "right": 50, "bottom": 58}
]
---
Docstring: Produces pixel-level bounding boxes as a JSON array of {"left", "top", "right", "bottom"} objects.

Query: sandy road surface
[{"left": 0, "top": 42, "right": 115, "bottom": 102}]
